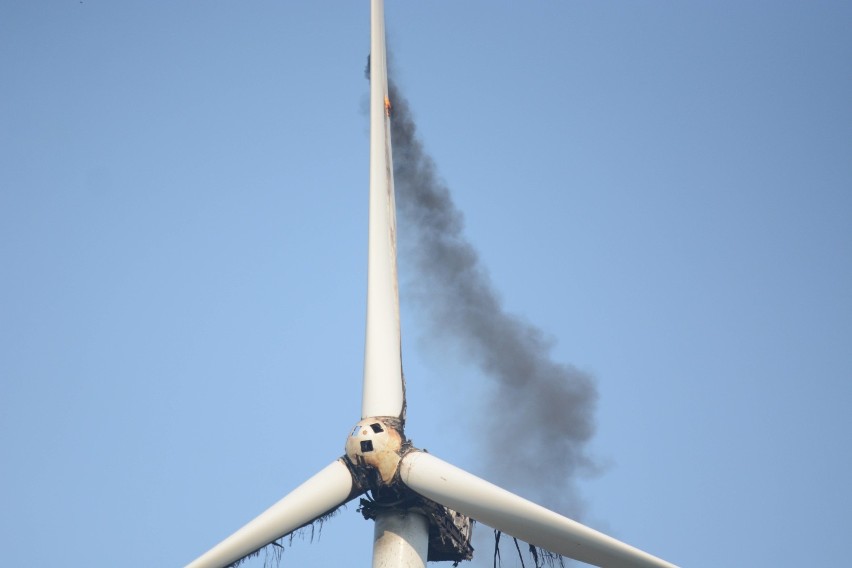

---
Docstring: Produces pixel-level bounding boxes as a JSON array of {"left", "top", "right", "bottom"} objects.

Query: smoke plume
[{"left": 388, "top": 79, "right": 599, "bottom": 519}]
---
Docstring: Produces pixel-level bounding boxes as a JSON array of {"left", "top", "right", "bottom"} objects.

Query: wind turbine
[{"left": 186, "top": 2, "right": 678, "bottom": 567}]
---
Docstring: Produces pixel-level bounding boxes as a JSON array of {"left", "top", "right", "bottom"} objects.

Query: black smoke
[{"left": 387, "top": 79, "right": 599, "bottom": 519}]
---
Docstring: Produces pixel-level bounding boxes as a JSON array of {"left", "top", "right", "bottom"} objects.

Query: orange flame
[{"left": 384, "top": 96, "right": 392, "bottom": 117}]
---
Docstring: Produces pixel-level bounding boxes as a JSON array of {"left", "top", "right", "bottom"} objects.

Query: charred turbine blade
[{"left": 361, "top": 0, "right": 406, "bottom": 421}]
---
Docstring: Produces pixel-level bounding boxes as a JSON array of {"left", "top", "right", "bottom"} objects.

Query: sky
[{"left": 2, "top": 1, "right": 851, "bottom": 567}]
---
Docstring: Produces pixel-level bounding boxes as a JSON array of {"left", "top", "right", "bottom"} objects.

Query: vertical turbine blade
[
  {"left": 399, "top": 452, "right": 678, "bottom": 568},
  {"left": 362, "top": 0, "right": 405, "bottom": 420},
  {"left": 185, "top": 460, "right": 361, "bottom": 568}
]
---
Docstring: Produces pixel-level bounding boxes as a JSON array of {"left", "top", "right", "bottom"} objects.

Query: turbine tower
[{"left": 185, "top": 2, "right": 678, "bottom": 567}]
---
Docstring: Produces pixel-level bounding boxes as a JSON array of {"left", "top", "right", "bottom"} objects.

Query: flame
[{"left": 384, "top": 96, "right": 392, "bottom": 117}]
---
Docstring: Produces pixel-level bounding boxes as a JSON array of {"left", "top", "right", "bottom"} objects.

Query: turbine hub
[{"left": 345, "top": 418, "right": 403, "bottom": 484}]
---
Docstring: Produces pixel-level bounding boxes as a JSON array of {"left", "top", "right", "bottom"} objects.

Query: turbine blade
[
  {"left": 361, "top": 0, "right": 405, "bottom": 421},
  {"left": 399, "top": 451, "right": 677, "bottom": 568},
  {"left": 186, "top": 459, "right": 361, "bottom": 568},
  {"left": 362, "top": 0, "right": 404, "bottom": 420}
]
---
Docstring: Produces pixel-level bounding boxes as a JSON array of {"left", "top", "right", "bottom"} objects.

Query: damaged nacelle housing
[{"left": 344, "top": 418, "right": 474, "bottom": 562}]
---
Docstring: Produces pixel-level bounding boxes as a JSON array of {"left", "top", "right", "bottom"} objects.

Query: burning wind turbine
[{"left": 185, "top": 2, "right": 678, "bottom": 567}]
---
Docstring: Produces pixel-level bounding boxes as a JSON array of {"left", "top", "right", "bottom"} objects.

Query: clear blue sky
[{"left": 2, "top": 2, "right": 850, "bottom": 567}]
